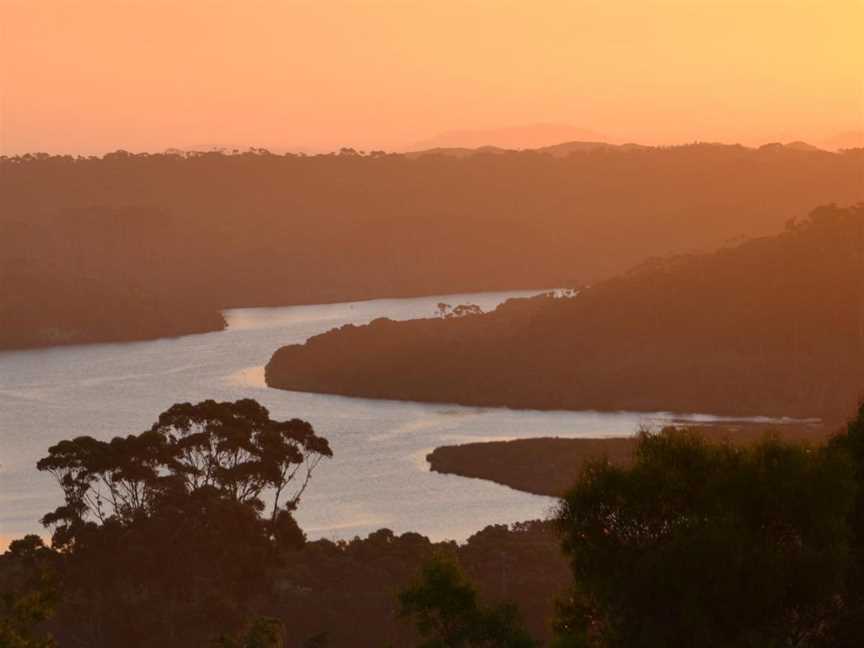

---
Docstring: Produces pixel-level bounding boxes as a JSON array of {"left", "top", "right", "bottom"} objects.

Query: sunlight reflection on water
[{"left": 0, "top": 288, "right": 803, "bottom": 548}]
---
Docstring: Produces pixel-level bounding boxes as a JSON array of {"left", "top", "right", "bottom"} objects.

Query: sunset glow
[{"left": 2, "top": 0, "right": 861, "bottom": 154}]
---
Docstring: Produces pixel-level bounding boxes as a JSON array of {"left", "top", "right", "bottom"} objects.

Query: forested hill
[
  {"left": 266, "top": 204, "right": 864, "bottom": 420},
  {"left": 2, "top": 145, "right": 862, "bottom": 349}
]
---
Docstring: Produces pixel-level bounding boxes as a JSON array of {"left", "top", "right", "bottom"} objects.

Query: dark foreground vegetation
[
  {"left": 267, "top": 204, "right": 864, "bottom": 420},
  {"left": 0, "top": 399, "right": 566, "bottom": 647},
  {"left": 427, "top": 422, "right": 834, "bottom": 496},
  {"left": 3, "top": 145, "right": 862, "bottom": 349},
  {"left": 4, "top": 398, "right": 864, "bottom": 647},
  {"left": 553, "top": 421, "right": 864, "bottom": 647}
]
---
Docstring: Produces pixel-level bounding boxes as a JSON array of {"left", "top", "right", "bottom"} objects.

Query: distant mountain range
[
  {"left": 822, "top": 130, "right": 864, "bottom": 151},
  {"left": 165, "top": 128, "right": 863, "bottom": 158},
  {"left": 403, "top": 123, "right": 864, "bottom": 156},
  {"left": 404, "top": 123, "right": 609, "bottom": 151},
  {"left": 406, "top": 139, "right": 840, "bottom": 158}
]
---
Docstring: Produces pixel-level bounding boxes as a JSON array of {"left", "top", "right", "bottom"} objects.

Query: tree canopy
[
  {"left": 24, "top": 400, "right": 331, "bottom": 645},
  {"left": 399, "top": 553, "right": 537, "bottom": 648},
  {"left": 554, "top": 427, "right": 858, "bottom": 647},
  {"left": 37, "top": 399, "right": 331, "bottom": 549},
  {"left": 0, "top": 536, "right": 57, "bottom": 648}
]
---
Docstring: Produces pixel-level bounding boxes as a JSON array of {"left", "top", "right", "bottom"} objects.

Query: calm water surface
[{"left": 0, "top": 290, "right": 773, "bottom": 546}]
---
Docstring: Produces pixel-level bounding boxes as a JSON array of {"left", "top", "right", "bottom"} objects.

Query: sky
[{"left": 1, "top": 0, "right": 861, "bottom": 154}]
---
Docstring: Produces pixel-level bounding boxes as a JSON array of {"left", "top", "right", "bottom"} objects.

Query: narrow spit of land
[{"left": 426, "top": 422, "right": 836, "bottom": 497}]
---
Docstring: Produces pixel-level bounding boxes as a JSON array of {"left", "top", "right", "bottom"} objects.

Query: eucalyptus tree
[{"left": 37, "top": 399, "right": 332, "bottom": 547}]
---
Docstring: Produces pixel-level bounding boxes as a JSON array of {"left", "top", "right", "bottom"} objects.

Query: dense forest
[
  {"left": 2, "top": 145, "right": 862, "bottom": 349},
  {"left": 266, "top": 204, "right": 864, "bottom": 420}
]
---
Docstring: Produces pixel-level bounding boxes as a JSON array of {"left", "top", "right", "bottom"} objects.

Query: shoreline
[
  {"left": 426, "top": 421, "right": 837, "bottom": 497},
  {"left": 1, "top": 286, "right": 552, "bottom": 353}
]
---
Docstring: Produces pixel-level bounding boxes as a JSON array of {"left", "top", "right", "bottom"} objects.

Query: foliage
[
  {"left": 399, "top": 554, "right": 537, "bottom": 648},
  {"left": 28, "top": 399, "right": 331, "bottom": 646},
  {"left": 0, "top": 536, "right": 57, "bottom": 648},
  {"left": 36, "top": 398, "right": 331, "bottom": 548},
  {"left": 554, "top": 427, "right": 857, "bottom": 647},
  {"left": 214, "top": 617, "right": 285, "bottom": 648},
  {"left": 437, "top": 303, "right": 484, "bottom": 319},
  {"left": 822, "top": 400, "right": 864, "bottom": 646}
]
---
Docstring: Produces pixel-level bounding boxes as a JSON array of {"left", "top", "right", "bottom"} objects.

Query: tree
[
  {"left": 150, "top": 400, "right": 332, "bottom": 523},
  {"left": 37, "top": 399, "right": 332, "bottom": 547},
  {"left": 399, "top": 554, "right": 536, "bottom": 648},
  {"left": 31, "top": 399, "right": 332, "bottom": 646},
  {"left": 823, "top": 399, "right": 864, "bottom": 646},
  {"left": 436, "top": 303, "right": 483, "bottom": 319},
  {"left": 450, "top": 304, "right": 483, "bottom": 319},
  {"left": 0, "top": 536, "right": 57, "bottom": 648},
  {"left": 554, "top": 427, "right": 856, "bottom": 647}
]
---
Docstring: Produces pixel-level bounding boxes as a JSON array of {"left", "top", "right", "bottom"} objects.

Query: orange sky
[{"left": 1, "top": 0, "right": 861, "bottom": 154}]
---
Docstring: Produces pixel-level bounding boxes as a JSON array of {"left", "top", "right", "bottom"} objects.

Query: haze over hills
[
  {"left": 404, "top": 139, "right": 647, "bottom": 158},
  {"left": 2, "top": 145, "right": 862, "bottom": 350},
  {"left": 775, "top": 141, "right": 825, "bottom": 153},
  {"left": 166, "top": 135, "right": 847, "bottom": 159},
  {"left": 404, "top": 137, "right": 843, "bottom": 158},
  {"left": 403, "top": 122, "right": 859, "bottom": 155},
  {"left": 266, "top": 204, "right": 864, "bottom": 420}
]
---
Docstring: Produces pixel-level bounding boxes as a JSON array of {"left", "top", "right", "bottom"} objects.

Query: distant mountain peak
[
  {"left": 822, "top": 130, "right": 864, "bottom": 151},
  {"left": 759, "top": 141, "right": 825, "bottom": 153},
  {"left": 784, "top": 141, "right": 824, "bottom": 152},
  {"left": 405, "top": 123, "right": 609, "bottom": 152}
]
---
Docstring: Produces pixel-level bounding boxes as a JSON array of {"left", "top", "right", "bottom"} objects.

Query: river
[{"left": 0, "top": 290, "right": 773, "bottom": 548}]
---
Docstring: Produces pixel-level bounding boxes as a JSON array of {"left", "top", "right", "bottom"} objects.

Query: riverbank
[
  {"left": 426, "top": 421, "right": 837, "bottom": 497},
  {"left": 0, "top": 304, "right": 226, "bottom": 350},
  {"left": 266, "top": 206, "right": 864, "bottom": 421}
]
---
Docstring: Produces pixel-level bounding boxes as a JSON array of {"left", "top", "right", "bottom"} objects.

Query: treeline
[
  {"left": 2, "top": 145, "right": 862, "bottom": 349},
  {"left": 2, "top": 520, "right": 565, "bottom": 647},
  {"left": 266, "top": 204, "right": 864, "bottom": 420}
]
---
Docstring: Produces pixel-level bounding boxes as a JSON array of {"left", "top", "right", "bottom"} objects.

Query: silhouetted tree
[
  {"left": 32, "top": 399, "right": 331, "bottom": 646},
  {"left": 449, "top": 304, "right": 483, "bottom": 319},
  {"left": 554, "top": 428, "right": 856, "bottom": 647},
  {"left": 151, "top": 399, "right": 332, "bottom": 524},
  {"left": 37, "top": 399, "right": 331, "bottom": 548},
  {"left": 437, "top": 303, "right": 453, "bottom": 318}
]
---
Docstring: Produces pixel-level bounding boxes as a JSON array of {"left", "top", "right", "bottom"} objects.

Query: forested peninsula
[
  {"left": 3, "top": 144, "right": 862, "bottom": 349},
  {"left": 266, "top": 204, "right": 864, "bottom": 420},
  {"left": 426, "top": 422, "right": 834, "bottom": 497}
]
